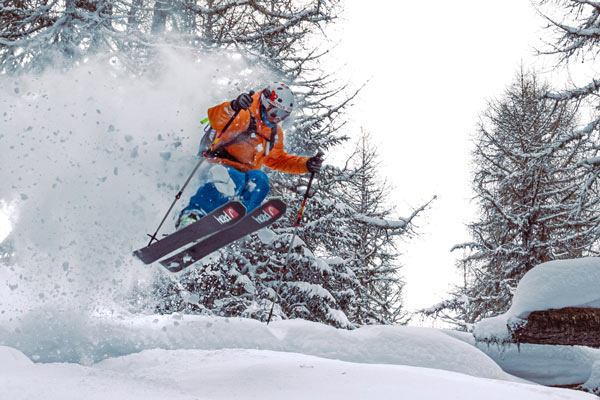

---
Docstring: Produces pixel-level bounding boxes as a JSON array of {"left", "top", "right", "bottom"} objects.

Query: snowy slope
[
  {"left": 3, "top": 347, "right": 595, "bottom": 400},
  {"left": 1, "top": 316, "right": 597, "bottom": 400}
]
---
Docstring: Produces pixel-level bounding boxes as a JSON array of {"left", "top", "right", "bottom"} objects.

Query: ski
[
  {"left": 133, "top": 201, "right": 246, "bottom": 264},
  {"left": 160, "top": 198, "right": 287, "bottom": 273}
]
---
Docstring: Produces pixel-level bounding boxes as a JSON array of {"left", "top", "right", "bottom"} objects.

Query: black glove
[
  {"left": 307, "top": 151, "right": 324, "bottom": 173},
  {"left": 231, "top": 91, "right": 254, "bottom": 112}
]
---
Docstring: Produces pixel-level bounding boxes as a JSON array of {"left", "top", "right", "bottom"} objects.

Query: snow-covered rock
[
  {"left": 474, "top": 257, "right": 600, "bottom": 344},
  {"left": 509, "top": 258, "right": 600, "bottom": 318},
  {"left": 471, "top": 258, "right": 600, "bottom": 386}
]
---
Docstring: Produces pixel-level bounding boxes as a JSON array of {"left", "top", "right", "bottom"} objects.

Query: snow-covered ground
[{"left": 1, "top": 315, "right": 597, "bottom": 400}]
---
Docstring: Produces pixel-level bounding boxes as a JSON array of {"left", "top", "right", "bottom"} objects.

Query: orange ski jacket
[{"left": 206, "top": 92, "right": 309, "bottom": 174}]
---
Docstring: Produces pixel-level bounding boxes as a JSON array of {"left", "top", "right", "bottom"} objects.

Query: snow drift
[
  {"left": 1, "top": 316, "right": 597, "bottom": 400},
  {"left": 0, "top": 311, "right": 515, "bottom": 381},
  {"left": 3, "top": 345, "right": 595, "bottom": 400}
]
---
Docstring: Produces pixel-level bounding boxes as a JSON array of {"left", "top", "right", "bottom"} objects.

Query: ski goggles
[{"left": 265, "top": 105, "right": 291, "bottom": 121}]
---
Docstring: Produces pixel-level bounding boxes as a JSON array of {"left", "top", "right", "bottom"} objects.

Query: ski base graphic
[
  {"left": 160, "top": 199, "right": 286, "bottom": 273},
  {"left": 133, "top": 201, "right": 246, "bottom": 264}
]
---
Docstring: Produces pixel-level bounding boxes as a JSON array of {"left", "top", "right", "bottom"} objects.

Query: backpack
[{"left": 198, "top": 114, "right": 278, "bottom": 159}]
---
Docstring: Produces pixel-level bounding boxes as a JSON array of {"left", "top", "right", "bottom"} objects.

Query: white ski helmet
[{"left": 261, "top": 82, "right": 295, "bottom": 123}]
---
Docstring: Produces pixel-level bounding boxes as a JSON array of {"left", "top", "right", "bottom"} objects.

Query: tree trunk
[
  {"left": 510, "top": 307, "right": 600, "bottom": 347},
  {"left": 151, "top": 0, "right": 169, "bottom": 34}
]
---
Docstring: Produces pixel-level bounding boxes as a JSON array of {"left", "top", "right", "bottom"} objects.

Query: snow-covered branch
[
  {"left": 543, "top": 78, "right": 600, "bottom": 100},
  {"left": 354, "top": 215, "right": 409, "bottom": 229}
]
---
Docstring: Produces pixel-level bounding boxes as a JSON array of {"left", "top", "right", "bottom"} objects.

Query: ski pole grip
[{"left": 295, "top": 172, "right": 315, "bottom": 226}]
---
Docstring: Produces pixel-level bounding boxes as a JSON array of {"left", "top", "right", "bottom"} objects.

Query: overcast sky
[{"left": 333, "top": 1, "right": 548, "bottom": 316}]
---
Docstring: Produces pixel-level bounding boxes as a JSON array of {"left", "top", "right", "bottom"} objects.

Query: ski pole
[
  {"left": 146, "top": 158, "right": 205, "bottom": 246},
  {"left": 267, "top": 167, "right": 318, "bottom": 324},
  {"left": 145, "top": 107, "right": 242, "bottom": 246},
  {"left": 206, "top": 91, "right": 253, "bottom": 155}
]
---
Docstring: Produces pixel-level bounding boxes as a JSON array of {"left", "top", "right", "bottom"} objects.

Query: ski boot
[{"left": 176, "top": 209, "right": 203, "bottom": 230}]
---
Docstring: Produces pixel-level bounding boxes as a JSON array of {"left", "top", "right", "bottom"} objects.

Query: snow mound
[
  {"left": 477, "top": 342, "right": 600, "bottom": 386},
  {"left": 471, "top": 257, "right": 600, "bottom": 387},
  {"left": 1, "top": 348, "right": 200, "bottom": 400},
  {"left": 268, "top": 319, "right": 516, "bottom": 381},
  {"left": 0, "top": 311, "right": 518, "bottom": 382},
  {"left": 509, "top": 257, "right": 600, "bottom": 318},
  {"left": 2, "top": 346, "right": 596, "bottom": 400},
  {"left": 474, "top": 257, "right": 600, "bottom": 344},
  {"left": 0, "top": 345, "right": 33, "bottom": 368}
]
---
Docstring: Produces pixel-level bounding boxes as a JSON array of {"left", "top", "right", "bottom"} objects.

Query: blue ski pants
[{"left": 181, "top": 163, "right": 270, "bottom": 218}]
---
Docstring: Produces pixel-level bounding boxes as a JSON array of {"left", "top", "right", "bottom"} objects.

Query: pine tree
[
  {"left": 330, "top": 130, "right": 409, "bottom": 324},
  {"left": 0, "top": 1, "right": 339, "bottom": 75},
  {"left": 425, "top": 69, "right": 600, "bottom": 327},
  {"left": 264, "top": 130, "right": 431, "bottom": 326}
]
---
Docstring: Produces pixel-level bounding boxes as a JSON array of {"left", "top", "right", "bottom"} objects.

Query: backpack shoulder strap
[
  {"left": 265, "top": 126, "right": 278, "bottom": 156},
  {"left": 204, "top": 112, "right": 257, "bottom": 160}
]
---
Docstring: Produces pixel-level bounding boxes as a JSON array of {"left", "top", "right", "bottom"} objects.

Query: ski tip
[
  {"left": 161, "top": 260, "right": 184, "bottom": 273},
  {"left": 132, "top": 250, "right": 147, "bottom": 263},
  {"left": 132, "top": 248, "right": 158, "bottom": 265}
]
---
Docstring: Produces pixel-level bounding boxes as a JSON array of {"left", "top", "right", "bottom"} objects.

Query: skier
[{"left": 177, "top": 82, "right": 324, "bottom": 228}]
